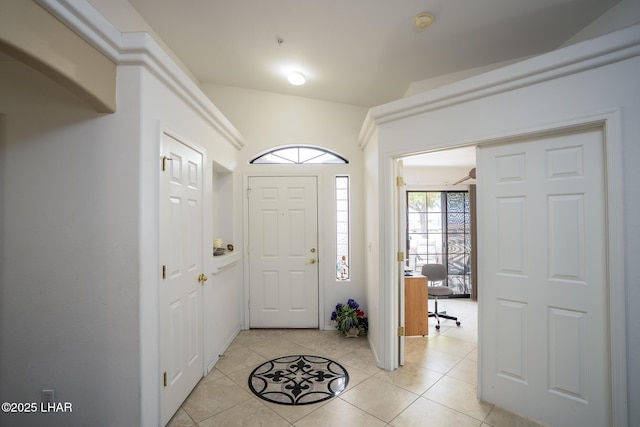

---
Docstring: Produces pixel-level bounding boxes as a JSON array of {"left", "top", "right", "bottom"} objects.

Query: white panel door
[
  {"left": 478, "top": 128, "right": 610, "bottom": 426},
  {"left": 160, "top": 133, "right": 204, "bottom": 425},
  {"left": 248, "top": 176, "right": 319, "bottom": 328}
]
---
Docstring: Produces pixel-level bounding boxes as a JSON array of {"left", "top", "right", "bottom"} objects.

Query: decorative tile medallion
[{"left": 248, "top": 355, "right": 349, "bottom": 405}]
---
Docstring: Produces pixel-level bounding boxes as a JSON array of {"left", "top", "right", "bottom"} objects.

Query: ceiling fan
[{"left": 452, "top": 167, "right": 476, "bottom": 185}]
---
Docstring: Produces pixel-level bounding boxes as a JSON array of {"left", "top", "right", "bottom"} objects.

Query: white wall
[
  {"left": 5, "top": 1, "right": 637, "bottom": 425},
  {"left": 0, "top": 35, "right": 245, "bottom": 427},
  {"left": 362, "top": 133, "right": 382, "bottom": 364},
  {"left": 202, "top": 84, "right": 370, "bottom": 330},
  {"left": 563, "top": 0, "right": 640, "bottom": 46},
  {"left": 136, "top": 63, "right": 243, "bottom": 425},
  {"left": 363, "top": 25, "right": 640, "bottom": 425},
  {"left": 1, "top": 1, "right": 361, "bottom": 424},
  {"left": 202, "top": 85, "right": 366, "bottom": 165},
  {"left": 0, "top": 59, "right": 141, "bottom": 427}
]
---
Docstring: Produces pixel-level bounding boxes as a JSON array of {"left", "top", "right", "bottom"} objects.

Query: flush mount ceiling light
[
  {"left": 287, "top": 71, "right": 306, "bottom": 86},
  {"left": 414, "top": 12, "right": 434, "bottom": 30}
]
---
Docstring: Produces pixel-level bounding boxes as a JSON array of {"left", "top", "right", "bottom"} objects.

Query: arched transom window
[{"left": 250, "top": 146, "right": 348, "bottom": 164}]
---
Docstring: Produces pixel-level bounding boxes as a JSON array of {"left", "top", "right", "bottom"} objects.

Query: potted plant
[{"left": 331, "top": 299, "right": 368, "bottom": 337}]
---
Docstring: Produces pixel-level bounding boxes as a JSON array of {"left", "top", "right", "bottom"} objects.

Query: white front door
[
  {"left": 159, "top": 133, "right": 204, "bottom": 425},
  {"left": 248, "top": 176, "right": 319, "bottom": 328},
  {"left": 477, "top": 128, "right": 610, "bottom": 426}
]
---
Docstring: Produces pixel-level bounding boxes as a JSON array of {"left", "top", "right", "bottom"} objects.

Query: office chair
[{"left": 421, "top": 263, "right": 461, "bottom": 330}]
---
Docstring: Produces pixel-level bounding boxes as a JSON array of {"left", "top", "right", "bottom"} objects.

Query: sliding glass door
[{"left": 406, "top": 191, "right": 471, "bottom": 296}]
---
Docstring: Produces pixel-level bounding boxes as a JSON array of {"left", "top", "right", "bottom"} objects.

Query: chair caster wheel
[
  {"left": 435, "top": 325, "right": 440, "bottom": 330},
  {"left": 456, "top": 321, "right": 461, "bottom": 326}
]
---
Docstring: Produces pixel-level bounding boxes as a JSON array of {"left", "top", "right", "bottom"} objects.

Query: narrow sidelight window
[{"left": 336, "top": 176, "right": 350, "bottom": 280}]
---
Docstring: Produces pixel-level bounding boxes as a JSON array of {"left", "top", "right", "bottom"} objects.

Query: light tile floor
[{"left": 168, "top": 299, "right": 549, "bottom": 426}]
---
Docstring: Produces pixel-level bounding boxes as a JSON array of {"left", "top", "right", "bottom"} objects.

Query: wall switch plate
[{"left": 41, "top": 389, "right": 55, "bottom": 404}]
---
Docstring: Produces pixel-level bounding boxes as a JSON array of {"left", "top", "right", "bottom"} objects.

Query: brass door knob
[{"left": 198, "top": 273, "right": 208, "bottom": 282}]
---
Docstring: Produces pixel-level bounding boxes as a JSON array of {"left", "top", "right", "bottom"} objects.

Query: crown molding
[
  {"left": 358, "top": 23, "right": 640, "bottom": 149},
  {"left": 36, "top": 0, "right": 245, "bottom": 150}
]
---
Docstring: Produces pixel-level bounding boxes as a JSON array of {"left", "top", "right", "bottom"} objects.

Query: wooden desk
[{"left": 404, "top": 274, "right": 428, "bottom": 336}]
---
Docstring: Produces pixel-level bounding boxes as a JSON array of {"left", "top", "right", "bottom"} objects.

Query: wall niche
[{"left": 211, "top": 161, "right": 239, "bottom": 272}]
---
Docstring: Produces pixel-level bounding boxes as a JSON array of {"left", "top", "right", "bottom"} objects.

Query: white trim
[
  {"left": 249, "top": 144, "right": 349, "bottom": 164},
  {"left": 211, "top": 251, "right": 242, "bottom": 274},
  {"left": 242, "top": 173, "right": 325, "bottom": 331},
  {"left": 359, "top": 24, "right": 640, "bottom": 148},
  {"left": 36, "top": 0, "right": 245, "bottom": 150},
  {"left": 158, "top": 127, "right": 208, "bottom": 425},
  {"left": 384, "top": 111, "right": 627, "bottom": 425},
  {"left": 35, "top": 0, "right": 124, "bottom": 61},
  {"left": 602, "top": 110, "right": 628, "bottom": 427},
  {"left": 381, "top": 153, "right": 399, "bottom": 370}
]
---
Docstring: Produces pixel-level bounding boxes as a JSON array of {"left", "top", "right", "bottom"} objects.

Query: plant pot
[{"left": 345, "top": 327, "right": 360, "bottom": 338}]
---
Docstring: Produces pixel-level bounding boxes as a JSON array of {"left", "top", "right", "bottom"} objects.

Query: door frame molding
[
  {"left": 383, "top": 110, "right": 627, "bottom": 425},
  {"left": 242, "top": 172, "right": 325, "bottom": 330}
]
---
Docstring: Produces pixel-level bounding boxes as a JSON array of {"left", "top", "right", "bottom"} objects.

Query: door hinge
[
  {"left": 162, "top": 156, "right": 172, "bottom": 172},
  {"left": 163, "top": 371, "right": 167, "bottom": 387},
  {"left": 162, "top": 265, "right": 166, "bottom": 280},
  {"left": 397, "top": 326, "right": 405, "bottom": 336},
  {"left": 396, "top": 176, "right": 404, "bottom": 186},
  {"left": 397, "top": 252, "right": 404, "bottom": 262}
]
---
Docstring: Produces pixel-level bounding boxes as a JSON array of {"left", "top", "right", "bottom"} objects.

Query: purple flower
[{"left": 331, "top": 298, "right": 368, "bottom": 336}]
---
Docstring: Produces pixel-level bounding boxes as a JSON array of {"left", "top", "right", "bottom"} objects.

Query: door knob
[
  {"left": 198, "top": 273, "right": 208, "bottom": 282},
  {"left": 307, "top": 259, "right": 316, "bottom": 264}
]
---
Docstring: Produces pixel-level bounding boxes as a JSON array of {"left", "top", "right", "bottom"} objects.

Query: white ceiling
[
  {"left": 402, "top": 146, "right": 476, "bottom": 168},
  {"left": 126, "top": 0, "right": 619, "bottom": 107},
  {"left": 401, "top": 146, "right": 477, "bottom": 185}
]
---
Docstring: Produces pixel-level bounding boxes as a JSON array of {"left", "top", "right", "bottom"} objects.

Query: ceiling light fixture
[
  {"left": 287, "top": 71, "right": 306, "bottom": 86},
  {"left": 414, "top": 12, "right": 434, "bottom": 30}
]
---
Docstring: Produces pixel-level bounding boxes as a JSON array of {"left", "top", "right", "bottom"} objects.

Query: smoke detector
[{"left": 414, "top": 13, "right": 434, "bottom": 30}]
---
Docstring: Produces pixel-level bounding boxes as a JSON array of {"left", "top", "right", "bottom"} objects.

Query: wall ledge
[
  {"left": 1, "top": 0, "right": 116, "bottom": 113},
  {"left": 36, "top": 0, "right": 245, "bottom": 150},
  {"left": 211, "top": 251, "right": 241, "bottom": 274}
]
